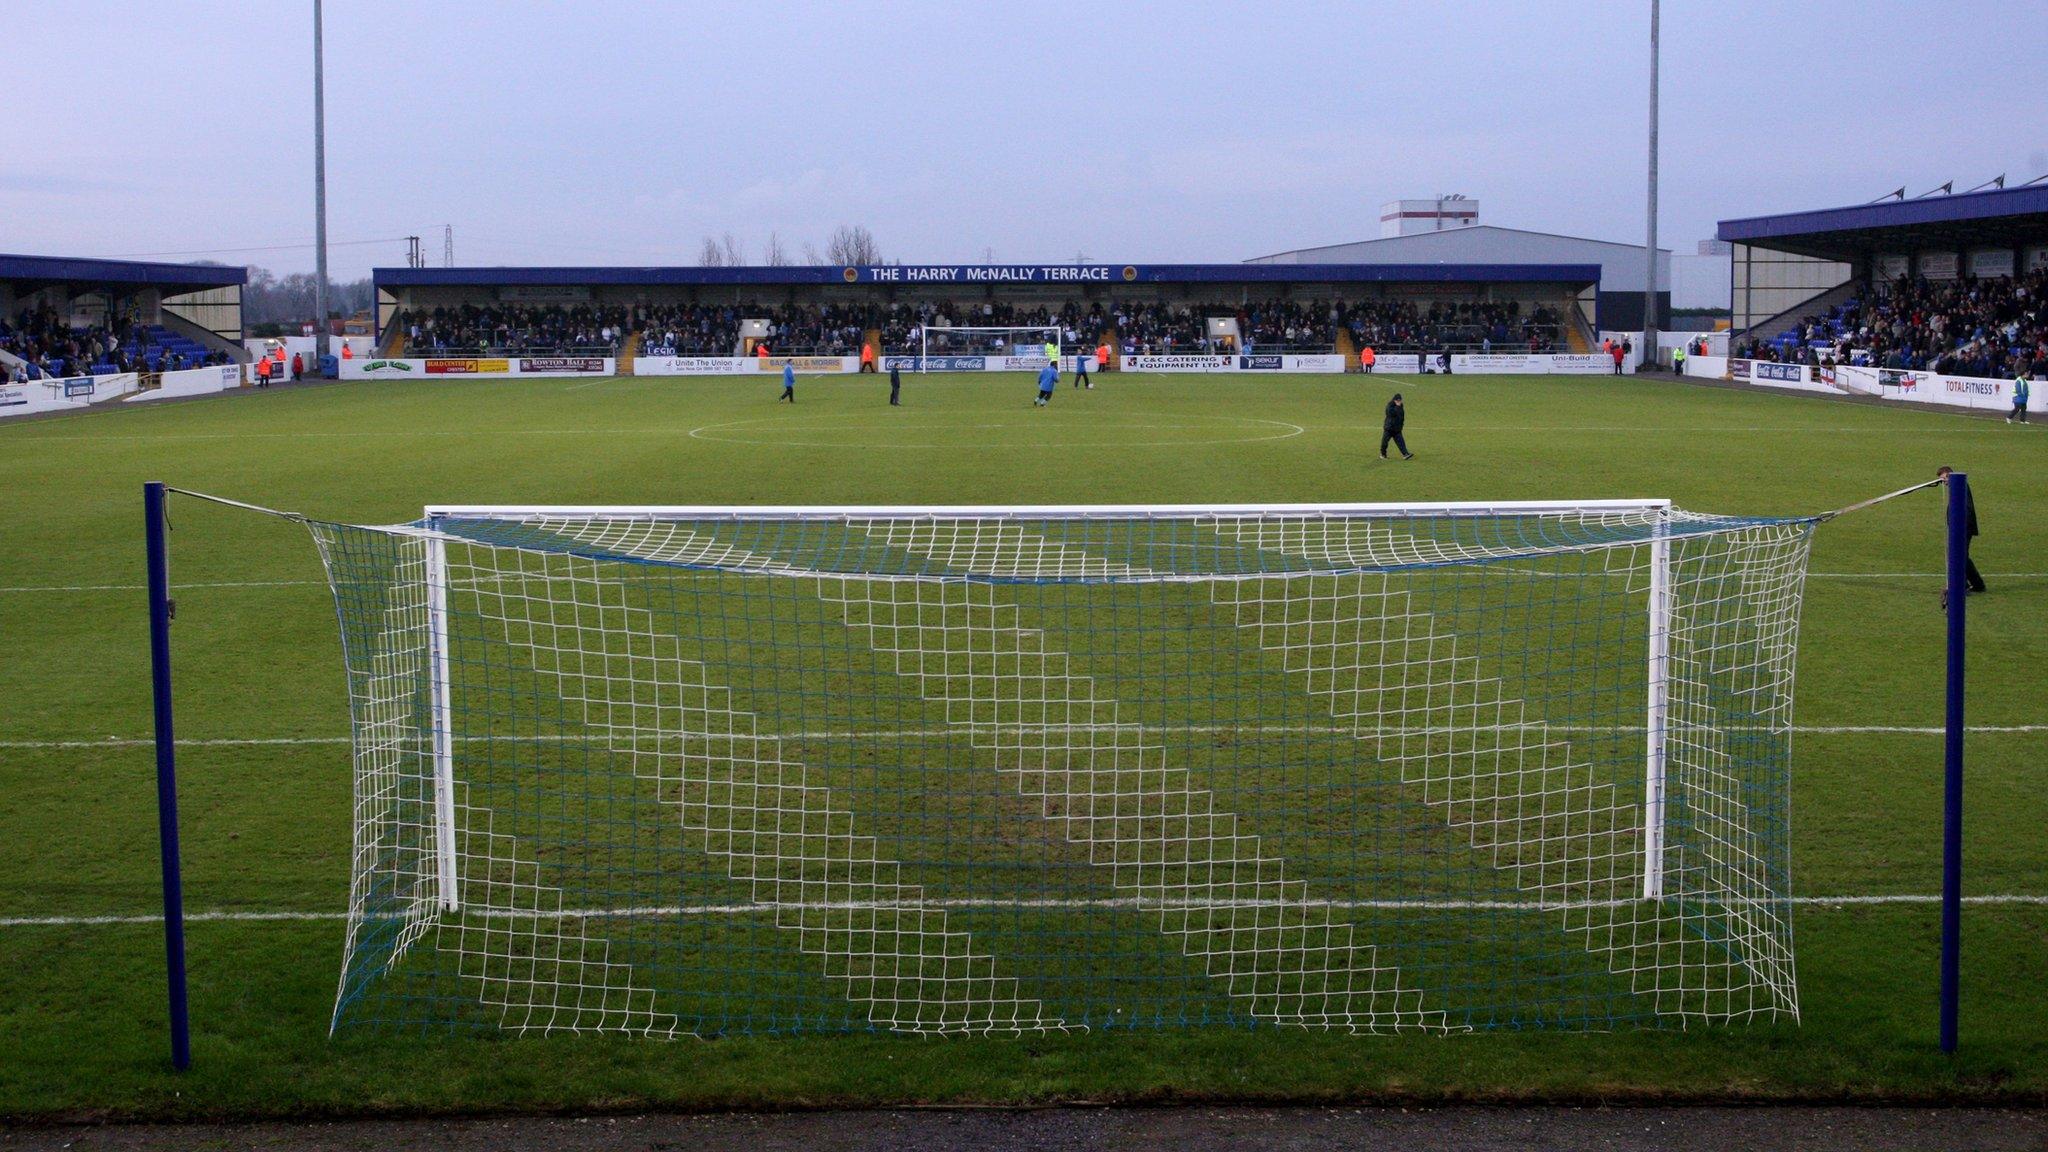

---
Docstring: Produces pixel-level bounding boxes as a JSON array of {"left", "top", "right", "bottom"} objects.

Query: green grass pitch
[{"left": 0, "top": 370, "right": 2042, "bottom": 1118}]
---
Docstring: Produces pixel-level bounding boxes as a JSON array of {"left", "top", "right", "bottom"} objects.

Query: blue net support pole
[
  {"left": 145, "top": 481, "right": 191, "bottom": 1071},
  {"left": 1940, "top": 472, "right": 1968, "bottom": 1055}
]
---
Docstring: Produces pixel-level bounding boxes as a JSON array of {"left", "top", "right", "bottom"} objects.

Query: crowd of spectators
[
  {"left": 381, "top": 296, "right": 1569, "bottom": 361},
  {"left": 1237, "top": 299, "right": 1339, "bottom": 350},
  {"left": 1113, "top": 299, "right": 1345, "bottom": 354},
  {"left": 1111, "top": 302, "right": 1212, "bottom": 353},
  {"left": 1110, "top": 298, "right": 1561, "bottom": 355},
  {"left": 1736, "top": 271, "right": 2047, "bottom": 379},
  {"left": 760, "top": 303, "right": 866, "bottom": 356},
  {"left": 1341, "top": 300, "right": 1560, "bottom": 353},
  {"left": 878, "top": 301, "right": 1109, "bottom": 353},
  {"left": 1, "top": 307, "right": 232, "bottom": 379},
  {"left": 402, "top": 304, "right": 633, "bottom": 354},
  {"left": 0, "top": 310, "right": 123, "bottom": 378},
  {"left": 636, "top": 304, "right": 743, "bottom": 354}
]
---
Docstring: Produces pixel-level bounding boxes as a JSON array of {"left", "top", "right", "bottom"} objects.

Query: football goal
[
  {"left": 274, "top": 499, "right": 1815, "bottom": 1039},
  {"left": 915, "top": 325, "right": 1062, "bottom": 371}
]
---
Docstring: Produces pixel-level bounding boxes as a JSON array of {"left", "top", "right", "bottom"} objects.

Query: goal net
[
  {"left": 305, "top": 501, "right": 1813, "bottom": 1038},
  {"left": 917, "top": 325, "right": 1061, "bottom": 370}
]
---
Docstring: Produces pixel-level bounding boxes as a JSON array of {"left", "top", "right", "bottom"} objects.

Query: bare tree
[
  {"left": 240, "top": 265, "right": 371, "bottom": 326},
  {"left": 825, "top": 224, "right": 880, "bottom": 266},
  {"left": 763, "top": 231, "right": 790, "bottom": 266},
  {"left": 720, "top": 232, "right": 747, "bottom": 266},
  {"left": 698, "top": 236, "right": 725, "bottom": 267},
  {"left": 801, "top": 241, "right": 825, "bottom": 266}
]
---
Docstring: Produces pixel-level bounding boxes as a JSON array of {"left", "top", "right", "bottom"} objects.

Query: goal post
[
  {"left": 298, "top": 498, "right": 1808, "bottom": 1038},
  {"left": 423, "top": 534, "right": 461, "bottom": 914},
  {"left": 1643, "top": 509, "right": 1672, "bottom": 901}
]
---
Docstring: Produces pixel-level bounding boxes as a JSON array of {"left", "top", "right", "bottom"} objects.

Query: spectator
[
  {"left": 1755, "top": 269, "right": 2048, "bottom": 379},
  {"left": 367, "top": 294, "right": 1577, "bottom": 364}
]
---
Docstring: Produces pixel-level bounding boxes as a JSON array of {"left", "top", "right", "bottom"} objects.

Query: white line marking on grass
[
  {"left": 1808, "top": 573, "right": 2048, "bottom": 578},
  {"left": 3, "top": 737, "right": 355, "bottom": 749},
  {"left": 20, "top": 422, "right": 1999, "bottom": 440},
  {"left": 8, "top": 722, "right": 2045, "bottom": 751},
  {"left": 8, "top": 893, "right": 2046, "bottom": 928},
  {"left": 0, "top": 580, "right": 324, "bottom": 593},
  {"left": 3, "top": 572, "right": 2040, "bottom": 594},
  {"left": 685, "top": 415, "right": 1307, "bottom": 450},
  {"left": 1329, "top": 425, "right": 2009, "bottom": 434}
]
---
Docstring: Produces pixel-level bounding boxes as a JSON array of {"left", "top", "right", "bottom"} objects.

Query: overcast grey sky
[{"left": 4, "top": 0, "right": 2044, "bottom": 279}]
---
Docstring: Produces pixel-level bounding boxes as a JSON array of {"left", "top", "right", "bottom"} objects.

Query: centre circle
[{"left": 687, "top": 412, "right": 1304, "bottom": 449}]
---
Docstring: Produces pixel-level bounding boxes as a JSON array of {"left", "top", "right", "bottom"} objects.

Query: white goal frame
[
  {"left": 419, "top": 499, "right": 1676, "bottom": 915},
  {"left": 916, "top": 325, "right": 1062, "bottom": 372}
]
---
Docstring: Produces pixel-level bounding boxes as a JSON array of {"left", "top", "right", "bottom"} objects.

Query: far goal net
[
  {"left": 305, "top": 501, "right": 1812, "bottom": 1038},
  {"left": 914, "top": 325, "right": 1062, "bottom": 371}
]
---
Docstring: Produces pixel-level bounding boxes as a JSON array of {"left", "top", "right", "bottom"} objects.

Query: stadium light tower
[
  {"left": 312, "top": 0, "right": 331, "bottom": 370},
  {"left": 1642, "top": 0, "right": 1660, "bottom": 370}
]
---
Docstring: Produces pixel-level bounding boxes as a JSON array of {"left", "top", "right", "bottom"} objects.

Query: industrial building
[{"left": 1246, "top": 199, "right": 1672, "bottom": 330}]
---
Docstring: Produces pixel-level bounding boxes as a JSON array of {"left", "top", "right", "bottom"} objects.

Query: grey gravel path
[{"left": 6, "top": 1106, "right": 2046, "bottom": 1152}]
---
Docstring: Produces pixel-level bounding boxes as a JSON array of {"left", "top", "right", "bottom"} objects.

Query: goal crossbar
[{"left": 425, "top": 499, "right": 1673, "bottom": 521}]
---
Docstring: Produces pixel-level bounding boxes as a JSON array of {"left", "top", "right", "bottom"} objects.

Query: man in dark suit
[
  {"left": 1936, "top": 466, "right": 1985, "bottom": 606},
  {"left": 1381, "top": 393, "right": 1414, "bottom": 460}
]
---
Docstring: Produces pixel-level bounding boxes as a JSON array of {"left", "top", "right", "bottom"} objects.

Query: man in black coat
[
  {"left": 1936, "top": 466, "right": 1985, "bottom": 603},
  {"left": 888, "top": 362, "right": 901, "bottom": 406},
  {"left": 1381, "top": 393, "right": 1414, "bottom": 460}
]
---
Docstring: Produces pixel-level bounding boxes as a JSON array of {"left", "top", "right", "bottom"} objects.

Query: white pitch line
[
  {"left": 5, "top": 572, "right": 2040, "bottom": 594},
  {"left": 7, "top": 722, "right": 2046, "bottom": 751},
  {"left": 0, "top": 580, "right": 324, "bottom": 593},
  {"left": 6, "top": 892, "right": 2046, "bottom": 929},
  {"left": 1807, "top": 573, "right": 2048, "bottom": 579}
]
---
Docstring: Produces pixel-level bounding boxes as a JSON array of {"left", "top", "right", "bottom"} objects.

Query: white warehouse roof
[{"left": 1247, "top": 225, "right": 1669, "bottom": 294}]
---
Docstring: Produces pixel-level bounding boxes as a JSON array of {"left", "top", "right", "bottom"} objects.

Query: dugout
[
  {"left": 1717, "top": 182, "right": 2048, "bottom": 338},
  {"left": 372, "top": 262, "right": 1604, "bottom": 358},
  {"left": 0, "top": 254, "right": 248, "bottom": 374}
]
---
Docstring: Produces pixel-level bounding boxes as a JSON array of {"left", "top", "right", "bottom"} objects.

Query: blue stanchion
[
  {"left": 145, "top": 481, "right": 191, "bottom": 1071},
  {"left": 1940, "top": 472, "right": 1967, "bottom": 1055}
]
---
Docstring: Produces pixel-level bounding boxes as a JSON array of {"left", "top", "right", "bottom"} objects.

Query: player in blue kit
[
  {"left": 778, "top": 362, "right": 795, "bottom": 402},
  {"left": 1033, "top": 362, "right": 1057, "bottom": 406}
]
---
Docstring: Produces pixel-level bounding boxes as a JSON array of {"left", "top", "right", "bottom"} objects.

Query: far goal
[
  {"left": 914, "top": 325, "right": 1063, "bottom": 371},
  {"left": 303, "top": 500, "right": 1811, "bottom": 1038}
]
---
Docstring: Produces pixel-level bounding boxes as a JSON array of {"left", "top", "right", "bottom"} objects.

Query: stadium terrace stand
[
  {"left": 879, "top": 300, "right": 1110, "bottom": 355},
  {"left": 0, "top": 313, "right": 231, "bottom": 379},
  {"left": 399, "top": 303, "right": 632, "bottom": 355},
  {"left": 1, "top": 253, "right": 246, "bottom": 380},
  {"left": 637, "top": 304, "right": 744, "bottom": 355},
  {"left": 1730, "top": 269, "right": 2047, "bottom": 378},
  {"left": 374, "top": 262, "right": 1603, "bottom": 361},
  {"left": 1718, "top": 183, "right": 2048, "bottom": 377}
]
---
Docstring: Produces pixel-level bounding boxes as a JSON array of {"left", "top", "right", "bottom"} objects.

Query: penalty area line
[
  {"left": 8, "top": 573, "right": 2041, "bottom": 594},
  {"left": 7, "top": 892, "right": 2047, "bottom": 928},
  {"left": 7, "top": 722, "right": 2048, "bottom": 751}
]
